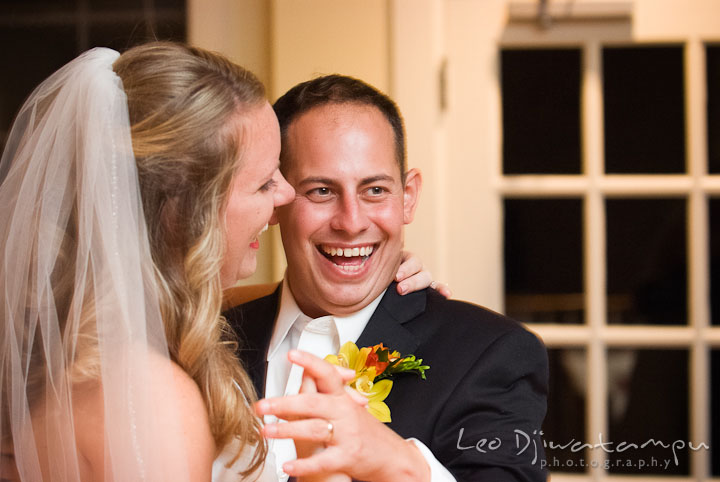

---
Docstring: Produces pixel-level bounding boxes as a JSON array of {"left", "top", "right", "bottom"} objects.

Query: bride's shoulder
[
  {"left": 145, "top": 353, "right": 217, "bottom": 460},
  {"left": 146, "top": 351, "right": 206, "bottom": 404},
  {"left": 72, "top": 351, "right": 216, "bottom": 480}
]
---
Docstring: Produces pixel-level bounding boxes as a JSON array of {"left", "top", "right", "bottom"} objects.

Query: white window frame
[{"left": 496, "top": 18, "right": 719, "bottom": 482}]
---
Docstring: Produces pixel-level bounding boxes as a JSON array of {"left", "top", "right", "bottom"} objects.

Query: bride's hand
[
  {"left": 292, "top": 369, "right": 356, "bottom": 482},
  {"left": 395, "top": 250, "right": 451, "bottom": 298},
  {"left": 257, "top": 351, "right": 429, "bottom": 482}
]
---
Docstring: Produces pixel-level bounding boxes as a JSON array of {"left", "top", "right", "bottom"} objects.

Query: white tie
[
  {"left": 272, "top": 315, "right": 340, "bottom": 481},
  {"left": 284, "top": 315, "right": 339, "bottom": 395}
]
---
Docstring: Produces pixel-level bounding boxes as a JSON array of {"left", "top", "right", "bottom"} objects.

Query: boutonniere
[{"left": 325, "top": 341, "right": 429, "bottom": 423}]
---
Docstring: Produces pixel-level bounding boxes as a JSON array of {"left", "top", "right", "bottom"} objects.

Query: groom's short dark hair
[{"left": 273, "top": 74, "right": 407, "bottom": 180}]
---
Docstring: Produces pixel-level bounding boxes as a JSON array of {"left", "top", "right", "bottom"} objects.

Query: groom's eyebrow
[
  {"left": 359, "top": 175, "right": 395, "bottom": 186},
  {"left": 298, "top": 176, "right": 335, "bottom": 186},
  {"left": 297, "top": 174, "right": 395, "bottom": 187}
]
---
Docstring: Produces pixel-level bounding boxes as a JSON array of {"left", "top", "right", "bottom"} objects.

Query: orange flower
[{"left": 365, "top": 349, "right": 389, "bottom": 376}]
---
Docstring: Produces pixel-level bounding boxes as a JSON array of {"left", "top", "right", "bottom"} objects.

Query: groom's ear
[{"left": 402, "top": 168, "right": 421, "bottom": 225}]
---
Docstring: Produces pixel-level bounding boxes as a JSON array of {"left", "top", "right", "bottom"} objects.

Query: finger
[
  {"left": 396, "top": 270, "right": 432, "bottom": 296},
  {"left": 289, "top": 350, "right": 349, "bottom": 394},
  {"left": 334, "top": 365, "right": 357, "bottom": 383},
  {"left": 395, "top": 250, "right": 423, "bottom": 282},
  {"left": 283, "top": 447, "right": 348, "bottom": 477},
  {"left": 344, "top": 386, "right": 369, "bottom": 406},
  {"left": 434, "top": 282, "right": 452, "bottom": 298},
  {"left": 255, "top": 392, "right": 340, "bottom": 420},
  {"left": 263, "top": 418, "right": 336, "bottom": 443},
  {"left": 300, "top": 372, "right": 318, "bottom": 394}
]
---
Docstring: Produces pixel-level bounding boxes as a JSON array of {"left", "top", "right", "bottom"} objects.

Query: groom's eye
[
  {"left": 309, "top": 187, "right": 331, "bottom": 196},
  {"left": 306, "top": 187, "right": 334, "bottom": 202}
]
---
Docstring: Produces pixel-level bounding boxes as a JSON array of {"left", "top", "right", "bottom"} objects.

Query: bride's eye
[{"left": 259, "top": 179, "right": 277, "bottom": 192}]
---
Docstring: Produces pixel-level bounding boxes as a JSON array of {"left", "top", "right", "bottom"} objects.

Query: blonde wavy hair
[{"left": 112, "top": 42, "right": 267, "bottom": 473}]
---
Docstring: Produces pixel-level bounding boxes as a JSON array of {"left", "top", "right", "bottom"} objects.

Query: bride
[{"left": 0, "top": 42, "right": 436, "bottom": 481}]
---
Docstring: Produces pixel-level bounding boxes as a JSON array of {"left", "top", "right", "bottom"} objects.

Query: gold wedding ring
[{"left": 323, "top": 420, "right": 334, "bottom": 445}]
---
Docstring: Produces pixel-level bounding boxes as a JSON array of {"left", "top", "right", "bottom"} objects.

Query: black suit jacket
[{"left": 224, "top": 283, "right": 548, "bottom": 481}]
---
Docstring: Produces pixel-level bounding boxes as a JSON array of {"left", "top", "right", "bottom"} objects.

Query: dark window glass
[
  {"left": 0, "top": 2, "right": 186, "bottom": 151},
  {"left": 607, "top": 349, "right": 689, "bottom": 474},
  {"left": 504, "top": 198, "right": 584, "bottom": 323},
  {"left": 87, "top": 6, "right": 186, "bottom": 49},
  {"left": 89, "top": 0, "right": 145, "bottom": 9},
  {"left": 712, "top": 350, "right": 720, "bottom": 475},
  {"left": 0, "top": 0, "right": 72, "bottom": 4},
  {"left": 708, "top": 45, "right": 720, "bottom": 173},
  {"left": 152, "top": 14, "right": 186, "bottom": 42},
  {"left": 89, "top": 0, "right": 186, "bottom": 13},
  {"left": 543, "top": 348, "right": 587, "bottom": 473},
  {"left": 603, "top": 46, "right": 685, "bottom": 173},
  {"left": 501, "top": 49, "right": 582, "bottom": 174},
  {"left": 155, "top": 0, "right": 187, "bottom": 9},
  {"left": 606, "top": 198, "right": 687, "bottom": 324},
  {"left": 0, "top": 0, "right": 74, "bottom": 13},
  {"left": 87, "top": 15, "right": 185, "bottom": 51},
  {"left": 0, "top": 25, "right": 76, "bottom": 138},
  {"left": 712, "top": 198, "right": 720, "bottom": 325}
]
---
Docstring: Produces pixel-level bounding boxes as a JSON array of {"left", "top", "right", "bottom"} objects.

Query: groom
[{"left": 223, "top": 75, "right": 548, "bottom": 481}]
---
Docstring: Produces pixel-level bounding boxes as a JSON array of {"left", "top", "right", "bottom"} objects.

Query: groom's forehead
[{"left": 281, "top": 103, "right": 399, "bottom": 181}]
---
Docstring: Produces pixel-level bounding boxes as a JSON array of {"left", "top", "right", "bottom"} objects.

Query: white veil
[{"left": 0, "top": 48, "right": 190, "bottom": 481}]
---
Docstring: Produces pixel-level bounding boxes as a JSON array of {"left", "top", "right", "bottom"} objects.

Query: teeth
[
  {"left": 320, "top": 245, "right": 374, "bottom": 257},
  {"left": 339, "top": 264, "right": 362, "bottom": 272}
]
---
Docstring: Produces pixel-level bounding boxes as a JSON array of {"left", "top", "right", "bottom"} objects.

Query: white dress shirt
[{"left": 264, "top": 278, "right": 456, "bottom": 482}]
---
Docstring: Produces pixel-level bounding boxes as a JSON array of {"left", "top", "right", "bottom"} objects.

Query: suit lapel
[{"left": 355, "top": 282, "right": 425, "bottom": 354}]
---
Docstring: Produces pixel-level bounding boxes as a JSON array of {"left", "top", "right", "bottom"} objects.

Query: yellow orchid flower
[
  {"left": 325, "top": 341, "right": 429, "bottom": 423},
  {"left": 364, "top": 379, "right": 393, "bottom": 423}
]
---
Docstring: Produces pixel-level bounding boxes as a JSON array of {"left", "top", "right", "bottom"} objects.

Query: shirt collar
[
  {"left": 333, "top": 290, "right": 385, "bottom": 347},
  {"left": 267, "top": 277, "right": 388, "bottom": 361}
]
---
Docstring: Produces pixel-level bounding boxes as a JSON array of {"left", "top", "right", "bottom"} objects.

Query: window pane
[
  {"left": 501, "top": 49, "right": 582, "bottom": 174},
  {"left": 155, "top": 0, "right": 187, "bottom": 9},
  {"left": 152, "top": 13, "right": 187, "bottom": 42},
  {"left": 712, "top": 349, "right": 720, "bottom": 475},
  {"left": 606, "top": 198, "right": 687, "bottom": 325},
  {"left": 603, "top": 46, "right": 685, "bottom": 173},
  {"left": 0, "top": 3, "right": 186, "bottom": 152},
  {"left": 504, "top": 198, "right": 584, "bottom": 323},
  {"left": 0, "top": 0, "right": 74, "bottom": 13},
  {"left": 712, "top": 198, "right": 720, "bottom": 325},
  {"left": 88, "top": 21, "right": 154, "bottom": 51},
  {"left": 607, "top": 349, "right": 689, "bottom": 475},
  {"left": 89, "top": 0, "right": 145, "bottom": 9},
  {"left": 709, "top": 44, "right": 720, "bottom": 173},
  {"left": 0, "top": 25, "right": 76, "bottom": 148},
  {"left": 543, "top": 348, "right": 587, "bottom": 473},
  {"left": 88, "top": 15, "right": 186, "bottom": 51}
]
